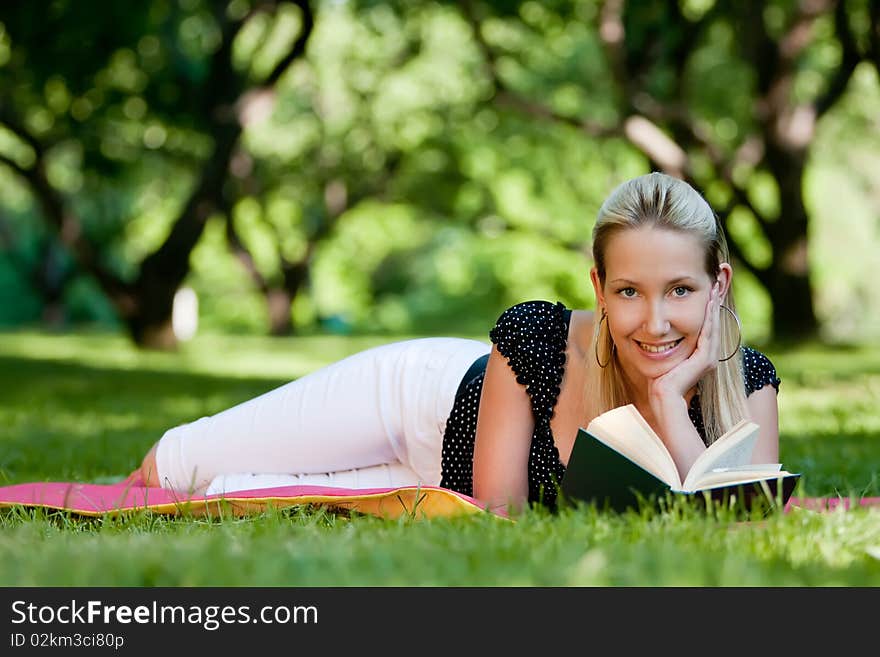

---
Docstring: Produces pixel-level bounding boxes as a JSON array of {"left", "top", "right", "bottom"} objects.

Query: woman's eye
[
  {"left": 672, "top": 286, "right": 691, "bottom": 297},
  {"left": 619, "top": 287, "right": 637, "bottom": 298}
]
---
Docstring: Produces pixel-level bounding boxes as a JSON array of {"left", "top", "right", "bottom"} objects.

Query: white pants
[{"left": 154, "top": 337, "right": 491, "bottom": 495}]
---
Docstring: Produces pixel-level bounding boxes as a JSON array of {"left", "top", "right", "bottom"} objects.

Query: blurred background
[{"left": 1, "top": 0, "right": 878, "bottom": 350}]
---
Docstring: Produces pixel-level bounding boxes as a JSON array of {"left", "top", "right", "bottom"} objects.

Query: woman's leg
[
  {"left": 204, "top": 462, "right": 425, "bottom": 495},
  {"left": 149, "top": 337, "right": 490, "bottom": 492}
]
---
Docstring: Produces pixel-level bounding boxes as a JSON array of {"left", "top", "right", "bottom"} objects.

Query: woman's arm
[
  {"left": 745, "top": 385, "right": 780, "bottom": 463},
  {"left": 649, "top": 396, "right": 708, "bottom": 482},
  {"left": 648, "top": 283, "right": 722, "bottom": 480},
  {"left": 472, "top": 345, "right": 535, "bottom": 515}
]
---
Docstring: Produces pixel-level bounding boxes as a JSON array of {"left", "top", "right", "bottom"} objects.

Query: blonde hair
[{"left": 584, "top": 172, "right": 748, "bottom": 445}]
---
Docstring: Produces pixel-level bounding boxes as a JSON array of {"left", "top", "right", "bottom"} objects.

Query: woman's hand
[
  {"left": 648, "top": 281, "right": 721, "bottom": 407},
  {"left": 644, "top": 282, "right": 723, "bottom": 479}
]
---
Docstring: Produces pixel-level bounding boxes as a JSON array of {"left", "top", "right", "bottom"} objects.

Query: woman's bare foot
[
  {"left": 138, "top": 442, "right": 161, "bottom": 488},
  {"left": 135, "top": 441, "right": 212, "bottom": 496},
  {"left": 120, "top": 469, "right": 144, "bottom": 486}
]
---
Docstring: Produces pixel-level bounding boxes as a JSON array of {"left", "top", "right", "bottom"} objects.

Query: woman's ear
[
  {"left": 590, "top": 267, "right": 605, "bottom": 310},
  {"left": 716, "top": 263, "right": 733, "bottom": 300}
]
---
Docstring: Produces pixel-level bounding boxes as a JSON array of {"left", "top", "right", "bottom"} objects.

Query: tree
[
  {"left": 0, "top": 0, "right": 314, "bottom": 347},
  {"left": 459, "top": 0, "right": 880, "bottom": 341},
  {"left": 2, "top": 0, "right": 877, "bottom": 345}
]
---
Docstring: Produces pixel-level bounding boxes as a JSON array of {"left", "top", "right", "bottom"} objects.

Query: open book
[{"left": 559, "top": 404, "right": 800, "bottom": 512}]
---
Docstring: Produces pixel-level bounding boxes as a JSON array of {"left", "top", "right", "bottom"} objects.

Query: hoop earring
[
  {"left": 719, "top": 304, "right": 742, "bottom": 362},
  {"left": 595, "top": 311, "right": 615, "bottom": 368}
]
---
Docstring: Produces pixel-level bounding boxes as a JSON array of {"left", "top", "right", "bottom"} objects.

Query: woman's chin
[
  {"left": 623, "top": 341, "right": 691, "bottom": 378},
  {"left": 632, "top": 362, "right": 675, "bottom": 380}
]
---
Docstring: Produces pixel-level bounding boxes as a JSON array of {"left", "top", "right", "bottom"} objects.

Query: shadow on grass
[
  {"left": 756, "top": 339, "right": 880, "bottom": 380},
  {"left": 0, "top": 354, "right": 294, "bottom": 487},
  {"left": 0, "top": 354, "right": 291, "bottom": 402},
  {"left": 783, "top": 429, "right": 880, "bottom": 497}
]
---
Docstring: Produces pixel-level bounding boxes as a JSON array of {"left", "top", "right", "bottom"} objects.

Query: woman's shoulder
[
  {"left": 488, "top": 300, "right": 571, "bottom": 357},
  {"left": 489, "top": 300, "right": 564, "bottom": 335},
  {"left": 740, "top": 346, "right": 782, "bottom": 395},
  {"left": 488, "top": 300, "right": 595, "bottom": 360}
]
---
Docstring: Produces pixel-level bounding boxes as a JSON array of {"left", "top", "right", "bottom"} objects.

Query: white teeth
[{"left": 638, "top": 340, "right": 680, "bottom": 353}]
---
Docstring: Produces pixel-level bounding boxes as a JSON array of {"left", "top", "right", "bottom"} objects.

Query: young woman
[{"left": 132, "top": 172, "right": 781, "bottom": 515}]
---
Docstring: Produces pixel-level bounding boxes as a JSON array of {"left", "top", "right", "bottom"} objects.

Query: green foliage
[
  {"left": 806, "top": 65, "right": 880, "bottom": 343},
  {"left": 161, "top": 1, "right": 647, "bottom": 336},
  {"left": 189, "top": 216, "right": 271, "bottom": 335},
  {"left": 0, "top": 0, "right": 878, "bottom": 342},
  {"left": 0, "top": 258, "right": 42, "bottom": 325}
]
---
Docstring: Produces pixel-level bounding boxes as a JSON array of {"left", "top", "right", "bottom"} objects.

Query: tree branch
[
  {"left": 492, "top": 91, "right": 620, "bottom": 138},
  {"left": 622, "top": 115, "right": 687, "bottom": 177},
  {"left": 223, "top": 200, "right": 272, "bottom": 296},
  {"left": 0, "top": 152, "right": 29, "bottom": 178},
  {"left": 0, "top": 105, "right": 45, "bottom": 156},
  {"left": 459, "top": 0, "right": 617, "bottom": 139},
  {"left": 679, "top": 119, "right": 771, "bottom": 228},
  {"left": 138, "top": 2, "right": 315, "bottom": 308},
  {"left": 263, "top": 0, "right": 314, "bottom": 88},
  {"left": 868, "top": 0, "right": 880, "bottom": 71},
  {"left": 815, "top": 0, "right": 862, "bottom": 117},
  {"left": 0, "top": 114, "right": 134, "bottom": 310},
  {"left": 597, "top": 0, "right": 629, "bottom": 104}
]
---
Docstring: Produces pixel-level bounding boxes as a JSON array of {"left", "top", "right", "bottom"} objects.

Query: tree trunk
[
  {"left": 270, "top": 261, "right": 310, "bottom": 336},
  {"left": 763, "top": 148, "right": 819, "bottom": 341},
  {"left": 126, "top": 195, "right": 218, "bottom": 349},
  {"left": 769, "top": 266, "right": 817, "bottom": 341},
  {"left": 267, "top": 288, "right": 293, "bottom": 336},
  {"left": 127, "top": 120, "right": 241, "bottom": 349}
]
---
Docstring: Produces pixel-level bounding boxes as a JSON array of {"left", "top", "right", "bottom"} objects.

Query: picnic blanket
[
  {"left": 0, "top": 481, "right": 488, "bottom": 519},
  {"left": 0, "top": 481, "right": 878, "bottom": 519}
]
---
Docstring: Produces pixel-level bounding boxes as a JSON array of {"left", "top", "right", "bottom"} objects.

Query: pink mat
[
  {"left": 0, "top": 481, "right": 877, "bottom": 519},
  {"left": 0, "top": 481, "right": 489, "bottom": 519}
]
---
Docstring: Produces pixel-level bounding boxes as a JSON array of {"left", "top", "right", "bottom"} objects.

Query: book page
[
  {"left": 709, "top": 463, "right": 781, "bottom": 474},
  {"left": 586, "top": 405, "right": 680, "bottom": 487},
  {"left": 681, "top": 420, "right": 759, "bottom": 491},
  {"left": 689, "top": 468, "right": 794, "bottom": 490}
]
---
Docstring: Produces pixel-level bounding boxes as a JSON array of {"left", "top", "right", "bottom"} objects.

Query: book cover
[{"left": 559, "top": 428, "right": 800, "bottom": 513}]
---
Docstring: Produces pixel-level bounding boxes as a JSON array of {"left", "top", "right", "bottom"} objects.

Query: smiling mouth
[{"left": 636, "top": 338, "right": 684, "bottom": 353}]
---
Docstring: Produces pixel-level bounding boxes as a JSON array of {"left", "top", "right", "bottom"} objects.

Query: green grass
[{"left": 1, "top": 330, "right": 878, "bottom": 586}]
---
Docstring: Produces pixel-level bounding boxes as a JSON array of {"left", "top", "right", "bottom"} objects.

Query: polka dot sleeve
[
  {"left": 741, "top": 346, "right": 782, "bottom": 395},
  {"left": 440, "top": 300, "right": 571, "bottom": 508},
  {"left": 488, "top": 300, "right": 569, "bottom": 424}
]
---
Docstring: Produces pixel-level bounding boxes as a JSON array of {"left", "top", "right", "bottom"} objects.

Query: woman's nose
[{"left": 645, "top": 303, "right": 671, "bottom": 335}]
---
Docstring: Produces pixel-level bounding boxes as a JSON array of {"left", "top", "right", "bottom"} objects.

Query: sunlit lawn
[{"left": 0, "top": 329, "right": 878, "bottom": 586}]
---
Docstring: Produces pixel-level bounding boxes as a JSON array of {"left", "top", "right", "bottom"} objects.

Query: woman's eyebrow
[
  {"left": 667, "top": 276, "right": 700, "bottom": 285},
  {"left": 608, "top": 276, "right": 699, "bottom": 286}
]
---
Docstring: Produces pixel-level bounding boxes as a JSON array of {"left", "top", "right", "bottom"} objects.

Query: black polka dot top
[{"left": 439, "top": 299, "right": 782, "bottom": 510}]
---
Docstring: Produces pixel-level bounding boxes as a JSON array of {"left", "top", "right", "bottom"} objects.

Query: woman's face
[{"left": 590, "top": 225, "right": 729, "bottom": 387}]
